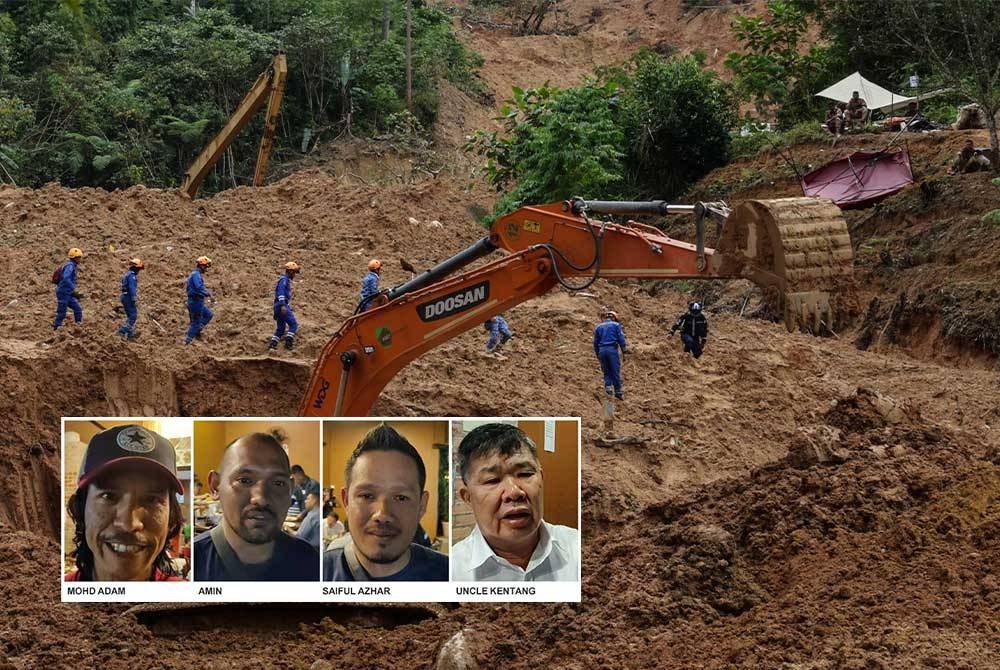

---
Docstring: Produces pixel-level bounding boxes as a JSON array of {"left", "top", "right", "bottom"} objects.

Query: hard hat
[
  {"left": 129, "top": 257, "right": 144, "bottom": 269},
  {"left": 196, "top": 256, "right": 212, "bottom": 267},
  {"left": 690, "top": 302, "right": 702, "bottom": 313},
  {"left": 68, "top": 248, "right": 84, "bottom": 259},
  {"left": 603, "top": 309, "right": 619, "bottom": 321},
  {"left": 368, "top": 259, "right": 382, "bottom": 271},
  {"left": 284, "top": 261, "right": 301, "bottom": 272}
]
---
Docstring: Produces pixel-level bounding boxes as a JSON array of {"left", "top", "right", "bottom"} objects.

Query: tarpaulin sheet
[{"left": 800, "top": 149, "right": 913, "bottom": 208}]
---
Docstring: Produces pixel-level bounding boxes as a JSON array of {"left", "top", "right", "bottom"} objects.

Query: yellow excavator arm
[{"left": 180, "top": 52, "right": 288, "bottom": 198}]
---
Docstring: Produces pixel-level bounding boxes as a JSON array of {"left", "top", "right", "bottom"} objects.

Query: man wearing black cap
[
  {"left": 194, "top": 432, "right": 319, "bottom": 581},
  {"left": 66, "top": 424, "right": 185, "bottom": 582}
]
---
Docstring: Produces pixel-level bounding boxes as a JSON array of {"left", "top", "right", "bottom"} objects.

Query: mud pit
[{"left": 1, "top": 166, "right": 999, "bottom": 668}]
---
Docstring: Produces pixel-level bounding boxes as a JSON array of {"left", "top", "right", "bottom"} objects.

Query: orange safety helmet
[
  {"left": 196, "top": 256, "right": 212, "bottom": 267},
  {"left": 68, "top": 248, "right": 84, "bottom": 259},
  {"left": 129, "top": 257, "right": 144, "bottom": 269},
  {"left": 602, "top": 309, "right": 619, "bottom": 322},
  {"left": 284, "top": 261, "right": 301, "bottom": 272},
  {"left": 367, "top": 259, "right": 382, "bottom": 271}
]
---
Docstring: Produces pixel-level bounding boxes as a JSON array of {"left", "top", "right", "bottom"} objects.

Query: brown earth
[{"left": 3, "top": 1, "right": 1000, "bottom": 668}]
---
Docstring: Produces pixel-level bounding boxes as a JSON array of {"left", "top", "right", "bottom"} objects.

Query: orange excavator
[
  {"left": 180, "top": 52, "right": 288, "bottom": 198},
  {"left": 298, "top": 196, "right": 853, "bottom": 417}
]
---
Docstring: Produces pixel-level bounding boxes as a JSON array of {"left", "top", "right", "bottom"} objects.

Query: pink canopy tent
[{"left": 800, "top": 149, "right": 913, "bottom": 208}]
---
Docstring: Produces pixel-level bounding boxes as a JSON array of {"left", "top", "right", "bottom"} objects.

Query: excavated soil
[{"left": 3, "top": 1, "right": 1000, "bottom": 668}]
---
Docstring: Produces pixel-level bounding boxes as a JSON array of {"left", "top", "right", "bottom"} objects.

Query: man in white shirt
[{"left": 452, "top": 423, "right": 579, "bottom": 582}]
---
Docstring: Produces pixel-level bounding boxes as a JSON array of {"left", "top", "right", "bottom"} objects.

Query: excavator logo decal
[
  {"left": 313, "top": 379, "right": 330, "bottom": 409},
  {"left": 376, "top": 327, "right": 392, "bottom": 347},
  {"left": 417, "top": 281, "right": 490, "bottom": 322}
]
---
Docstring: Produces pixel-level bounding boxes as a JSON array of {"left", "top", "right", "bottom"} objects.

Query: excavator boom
[
  {"left": 180, "top": 53, "right": 288, "bottom": 198},
  {"left": 299, "top": 246, "right": 558, "bottom": 417}
]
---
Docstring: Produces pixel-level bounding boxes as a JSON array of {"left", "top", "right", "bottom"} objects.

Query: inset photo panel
[
  {"left": 323, "top": 420, "right": 450, "bottom": 582},
  {"left": 192, "top": 420, "right": 321, "bottom": 581},
  {"left": 452, "top": 418, "right": 581, "bottom": 582},
  {"left": 62, "top": 419, "right": 193, "bottom": 583}
]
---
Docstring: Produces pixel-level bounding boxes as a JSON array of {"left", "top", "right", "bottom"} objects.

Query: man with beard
[
  {"left": 193, "top": 432, "right": 318, "bottom": 581},
  {"left": 452, "top": 423, "right": 579, "bottom": 582},
  {"left": 65, "top": 424, "right": 185, "bottom": 582},
  {"left": 324, "top": 424, "right": 448, "bottom": 581}
]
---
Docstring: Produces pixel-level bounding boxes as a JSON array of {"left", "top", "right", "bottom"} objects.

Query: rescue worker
[
  {"left": 483, "top": 315, "right": 512, "bottom": 355},
  {"left": 593, "top": 309, "right": 628, "bottom": 400},
  {"left": 269, "top": 261, "right": 300, "bottom": 351},
  {"left": 53, "top": 247, "right": 84, "bottom": 330},
  {"left": 360, "top": 259, "right": 382, "bottom": 311},
  {"left": 116, "top": 257, "right": 144, "bottom": 340},
  {"left": 185, "top": 256, "right": 213, "bottom": 345},
  {"left": 670, "top": 301, "right": 709, "bottom": 359},
  {"left": 948, "top": 139, "right": 992, "bottom": 175}
]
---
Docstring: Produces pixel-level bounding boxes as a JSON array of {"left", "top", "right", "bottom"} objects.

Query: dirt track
[{"left": 3, "top": 0, "right": 1000, "bottom": 667}]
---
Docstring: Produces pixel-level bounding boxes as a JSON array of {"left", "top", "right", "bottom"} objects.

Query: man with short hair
[
  {"left": 290, "top": 464, "right": 320, "bottom": 523},
  {"left": 452, "top": 423, "right": 579, "bottom": 582},
  {"left": 295, "top": 491, "right": 322, "bottom": 549},
  {"left": 324, "top": 424, "right": 448, "bottom": 581},
  {"left": 65, "top": 424, "right": 185, "bottom": 582},
  {"left": 193, "top": 432, "right": 318, "bottom": 581}
]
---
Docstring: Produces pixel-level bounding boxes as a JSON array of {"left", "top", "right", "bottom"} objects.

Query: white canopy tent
[{"left": 816, "top": 72, "right": 918, "bottom": 114}]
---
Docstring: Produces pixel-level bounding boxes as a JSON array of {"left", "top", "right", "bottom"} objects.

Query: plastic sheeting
[
  {"left": 816, "top": 72, "right": 915, "bottom": 114},
  {"left": 800, "top": 149, "right": 913, "bottom": 208}
]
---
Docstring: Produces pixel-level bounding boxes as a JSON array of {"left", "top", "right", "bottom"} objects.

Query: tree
[{"left": 725, "top": 0, "right": 840, "bottom": 127}]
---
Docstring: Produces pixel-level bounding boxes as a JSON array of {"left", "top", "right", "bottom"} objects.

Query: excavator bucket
[{"left": 716, "top": 197, "right": 853, "bottom": 333}]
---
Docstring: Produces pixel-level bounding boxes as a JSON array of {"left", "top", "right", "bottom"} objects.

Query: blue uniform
[
  {"left": 116, "top": 269, "right": 139, "bottom": 338},
  {"left": 485, "top": 316, "right": 512, "bottom": 352},
  {"left": 271, "top": 273, "right": 298, "bottom": 346},
  {"left": 593, "top": 318, "right": 628, "bottom": 398},
  {"left": 360, "top": 270, "right": 380, "bottom": 311},
  {"left": 53, "top": 261, "right": 82, "bottom": 329},
  {"left": 185, "top": 269, "right": 213, "bottom": 344}
]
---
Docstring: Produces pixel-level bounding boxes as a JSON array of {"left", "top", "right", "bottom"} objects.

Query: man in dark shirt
[
  {"left": 324, "top": 424, "right": 448, "bottom": 581},
  {"left": 194, "top": 432, "right": 318, "bottom": 581},
  {"left": 290, "top": 464, "right": 320, "bottom": 523}
]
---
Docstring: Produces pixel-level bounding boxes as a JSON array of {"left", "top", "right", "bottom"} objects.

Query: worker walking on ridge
[
  {"left": 116, "top": 257, "right": 144, "bottom": 340},
  {"left": 593, "top": 309, "right": 628, "bottom": 400},
  {"left": 360, "top": 259, "right": 382, "bottom": 311},
  {"left": 270, "top": 261, "right": 300, "bottom": 351},
  {"left": 670, "top": 301, "right": 709, "bottom": 359},
  {"left": 53, "top": 248, "right": 84, "bottom": 330},
  {"left": 484, "top": 315, "right": 513, "bottom": 356},
  {"left": 185, "top": 256, "right": 214, "bottom": 345}
]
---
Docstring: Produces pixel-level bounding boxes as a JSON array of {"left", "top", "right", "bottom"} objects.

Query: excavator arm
[
  {"left": 299, "top": 196, "right": 853, "bottom": 417},
  {"left": 299, "top": 245, "right": 558, "bottom": 417},
  {"left": 180, "top": 52, "right": 288, "bottom": 198}
]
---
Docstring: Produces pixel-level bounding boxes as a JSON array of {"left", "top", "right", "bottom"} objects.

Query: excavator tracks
[{"left": 718, "top": 197, "right": 854, "bottom": 333}]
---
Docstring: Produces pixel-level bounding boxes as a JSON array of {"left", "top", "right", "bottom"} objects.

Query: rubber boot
[
  {"left": 284, "top": 335, "right": 294, "bottom": 351},
  {"left": 268, "top": 336, "right": 279, "bottom": 350}
]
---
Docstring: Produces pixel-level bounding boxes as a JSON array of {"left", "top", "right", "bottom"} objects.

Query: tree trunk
[
  {"left": 987, "top": 107, "right": 1000, "bottom": 174},
  {"left": 406, "top": 0, "right": 412, "bottom": 113},
  {"left": 382, "top": 0, "right": 391, "bottom": 41}
]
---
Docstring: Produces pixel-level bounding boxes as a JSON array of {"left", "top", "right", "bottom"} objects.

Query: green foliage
[
  {"left": 982, "top": 209, "right": 1000, "bottom": 225},
  {"left": 725, "top": 0, "right": 843, "bottom": 128},
  {"left": 469, "top": 51, "right": 737, "bottom": 220},
  {"left": 468, "top": 82, "right": 624, "bottom": 219},
  {"left": 729, "top": 121, "right": 828, "bottom": 158},
  {"left": 615, "top": 50, "right": 736, "bottom": 197},
  {"left": 0, "top": 0, "right": 483, "bottom": 190}
]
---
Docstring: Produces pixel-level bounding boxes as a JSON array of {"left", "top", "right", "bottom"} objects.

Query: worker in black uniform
[{"left": 670, "top": 302, "right": 708, "bottom": 359}]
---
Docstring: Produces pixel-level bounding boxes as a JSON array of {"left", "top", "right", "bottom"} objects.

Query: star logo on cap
[{"left": 116, "top": 426, "right": 156, "bottom": 453}]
